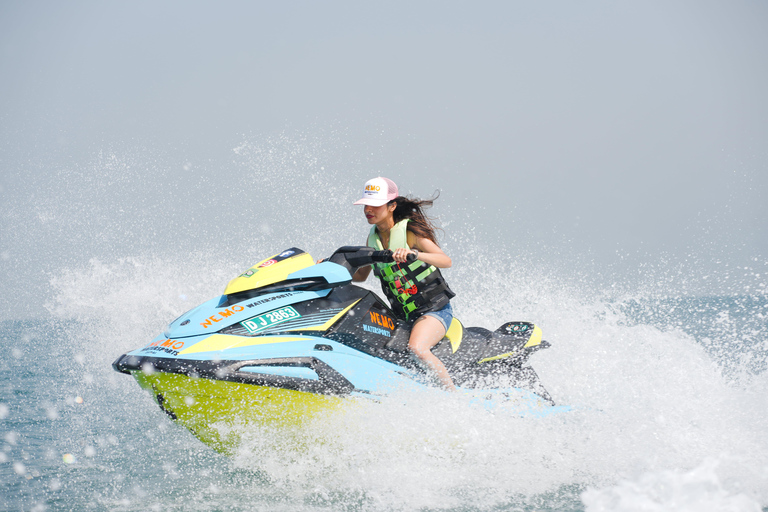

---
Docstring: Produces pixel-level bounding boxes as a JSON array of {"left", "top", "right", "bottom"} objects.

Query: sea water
[{"left": 1, "top": 255, "right": 767, "bottom": 512}]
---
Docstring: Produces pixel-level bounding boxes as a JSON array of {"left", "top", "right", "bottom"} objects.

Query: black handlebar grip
[
  {"left": 372, "top": 250, "right": 394, "bottom": 263},
  {"left": 371, "top": 250, "right": 417, "bottom": 263}
]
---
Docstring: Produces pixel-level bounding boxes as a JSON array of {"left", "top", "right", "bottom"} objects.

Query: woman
[{"left": 352, "top": 177, "right": 457, "bottom": 391}]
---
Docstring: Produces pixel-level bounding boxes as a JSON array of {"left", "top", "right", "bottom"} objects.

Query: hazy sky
[{"left": 2, "top": 1, "right": 767, "bottom": 318}]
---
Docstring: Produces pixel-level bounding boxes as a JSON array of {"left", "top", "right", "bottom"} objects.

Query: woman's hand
[{"left": 392, "top": 248, "right": 416, "bottom": 263}]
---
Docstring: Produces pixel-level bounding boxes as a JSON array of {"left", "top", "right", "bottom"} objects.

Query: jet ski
[{"left": 113, "top": 246, "right": 568, "bottom": 454}]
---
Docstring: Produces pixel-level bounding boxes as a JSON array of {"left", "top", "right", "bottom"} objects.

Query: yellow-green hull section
[{"left": 132, "top": 371, "right": 346, "bottom": 455}]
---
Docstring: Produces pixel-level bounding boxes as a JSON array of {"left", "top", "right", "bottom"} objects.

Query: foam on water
[
  {"left": 582, "top": 460, "right": 763, "bottom": 512},
  {"left": 28, "top": 250, "right": 768, "bottom": 511}
]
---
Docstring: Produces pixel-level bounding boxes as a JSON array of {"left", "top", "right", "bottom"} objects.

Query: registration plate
[{"left": 241, "top": 306, "right": 301, "bottom": 334}]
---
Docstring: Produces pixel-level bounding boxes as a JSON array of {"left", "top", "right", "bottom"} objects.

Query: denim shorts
[{"left": 420, "top": 302, "right": 453, "bottom": 332}]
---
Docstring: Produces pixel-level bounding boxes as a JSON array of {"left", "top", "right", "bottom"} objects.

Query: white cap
[{"left": 353, "top": 177, "right": 399, "bottom": 206}]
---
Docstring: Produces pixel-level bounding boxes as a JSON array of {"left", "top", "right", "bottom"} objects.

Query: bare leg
[{"left": 408, "top": 315, "right": 457, "bottom": 391}]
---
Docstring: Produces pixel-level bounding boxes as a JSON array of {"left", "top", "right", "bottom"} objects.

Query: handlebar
[
  {"left": 326, "top": 246, "right": 417, "bottom": 275},
  {"left": 370, "top": 250, "right": 418, "bottom": 263},
  {"left": 370, "top": 250, "right": 394, "bottom": 263}
]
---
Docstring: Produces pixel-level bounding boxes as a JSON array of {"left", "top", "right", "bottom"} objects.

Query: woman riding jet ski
[
  {"left": 113, "top": 180, "right": 568, "bottom": 455},
  {"left": 352, "top": 176, "right": 458, "bottom": 390},
  {"left": 112, "top": 244, "right": 567, "bottom": 454}
]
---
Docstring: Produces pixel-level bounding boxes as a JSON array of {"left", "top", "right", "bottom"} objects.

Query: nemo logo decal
[
  {"left": 368, "top": 311, "right": 394, "bottom": 330},
  {"left": 201, "top": 305, "right": 245, "bottom": 328},
  {"left": 365, "top": 185, "right": 381, "bottom": 192},
  {"left": 141, "top": 338, "right": 185, "bottom": 355},
  {"left": 146, "top": 338, "right": 185, "bottom": 350}
]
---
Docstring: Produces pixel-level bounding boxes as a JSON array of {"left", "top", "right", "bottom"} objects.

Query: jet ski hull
[
  {"left": 131, "top": 369, "right": 347, "bottom": 454},
  {"left": 113, "top": 247, "right": 568, "bottom": 454}
]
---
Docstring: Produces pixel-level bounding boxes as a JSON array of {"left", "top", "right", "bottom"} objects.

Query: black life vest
[{"left": 368, "top": 219, "right": 455, "bottom": 320}]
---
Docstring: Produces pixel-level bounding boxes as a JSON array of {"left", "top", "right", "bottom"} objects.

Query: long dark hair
[{"left": 390, "top": 192, "right": 442, "bottom": 246}]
